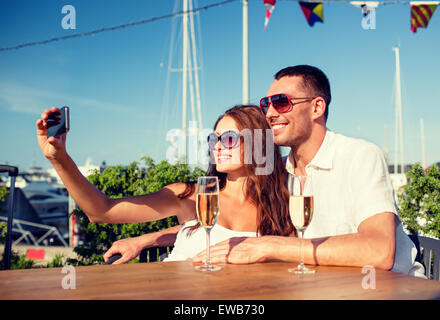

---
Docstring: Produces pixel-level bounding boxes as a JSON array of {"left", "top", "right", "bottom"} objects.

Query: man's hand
[
  {"left": 103, "top": 237, "right": 144, "bottom": 265},
  {"left": 192, "top": 237, "right": 268, "bottom": 265}
]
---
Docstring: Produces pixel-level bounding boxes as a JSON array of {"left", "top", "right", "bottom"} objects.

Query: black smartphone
[{"left": 47, "top": 106, "right": 70, "bottom": 138}]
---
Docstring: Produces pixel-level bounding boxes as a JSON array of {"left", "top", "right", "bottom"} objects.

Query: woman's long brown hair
[{"left": 180, "top": 105, "right": 295, "bottom": 237}]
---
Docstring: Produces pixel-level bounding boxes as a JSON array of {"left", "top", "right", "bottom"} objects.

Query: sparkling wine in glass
[
  {"left": 288, "top": 174, "right": 315, "bottom": 274},
  {"left": 195, "top": 176, "right": 221, "bottom": 272}
]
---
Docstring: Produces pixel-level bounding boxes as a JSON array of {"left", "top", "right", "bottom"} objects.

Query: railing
[
  {"left": 0, "top": 216, "right": 68, "bottom": 247},
  {"left": 139, "top": 246, "right": 174, "bottom": 262}
]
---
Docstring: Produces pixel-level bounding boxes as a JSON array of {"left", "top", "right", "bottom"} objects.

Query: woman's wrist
[
  {"left": 138, "top": 226, "right": 180, "bottom": 250},
  {"left": 137, "top": 233, "right": 158, "bottom": 249},
  {"left": 49, "top": 151, "right": 70, "bottom": 168}
]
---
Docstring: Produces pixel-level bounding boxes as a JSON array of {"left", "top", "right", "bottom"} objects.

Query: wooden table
[{"left": 1, "top": 261, "right": 440, "bottom": 300}]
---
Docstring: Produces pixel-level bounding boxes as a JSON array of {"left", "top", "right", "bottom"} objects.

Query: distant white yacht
[
  {"left": 46, "top": 156, "right": 100, "bottom": 185},
  {"left": 0, "top": 157, "right": 100, "bottom": 245}
]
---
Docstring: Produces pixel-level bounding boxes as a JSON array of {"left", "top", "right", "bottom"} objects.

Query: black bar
[
  {"left": 139, "top": 248, "right": 147, "bottom": 263},
  {"left": 0, "top": 165, "right": 19, "bottom": 177}
]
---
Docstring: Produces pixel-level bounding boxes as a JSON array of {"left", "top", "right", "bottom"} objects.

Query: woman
[{"left": 36, "top": 105, "right": 294, "bottom": 262}]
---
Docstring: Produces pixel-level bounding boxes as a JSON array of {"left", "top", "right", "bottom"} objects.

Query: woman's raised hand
[{"left": 36, "top": 107, "right": 68, "bottom": 161}]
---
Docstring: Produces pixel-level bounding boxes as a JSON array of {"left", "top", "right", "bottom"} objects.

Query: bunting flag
[
  {"left": 258, "top": 0, "right": 438, "bottom": 33},
  {"left": 263, "top": 0, "right": 276, "bottom": 30},
  {"left": 410, "top": 1, "right": 439, "bottom": 33},
  {"left": 299, "top": 2, "right": 324, "bottom": 27}
]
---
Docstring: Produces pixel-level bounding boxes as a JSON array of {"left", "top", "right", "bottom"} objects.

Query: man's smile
[{"left": 271, "top": 122, "right": 288, "bottom": 134}]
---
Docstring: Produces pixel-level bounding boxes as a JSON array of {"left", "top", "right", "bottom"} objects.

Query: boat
[
  {"left": 21, "top": 182, "right": 69, "bottom": 239},
  {"left": 1, "top": 168, "right": 69, "bottom": 246}
]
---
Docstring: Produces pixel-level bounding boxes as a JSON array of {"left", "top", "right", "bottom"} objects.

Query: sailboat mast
[
  {"left": 384, "top": 125, "right": 389, "bottom": 165},
  {"left": 182, "top": 0, "right": 189, "bottom": 163},
  {"left": 394, "top": 93, "right": 398, "bottom": 173},
  {"left": 242, "top": 0, "right": 249, "bottom": 104},
  {"left": 188, "top": 0, "right": 203, "bottom": 137},
  {"left": 393, "top": 46, "right": 404, "bottom": 173},
  {"left": 420, "top": 118, "right": 427, "bottom": 169}
]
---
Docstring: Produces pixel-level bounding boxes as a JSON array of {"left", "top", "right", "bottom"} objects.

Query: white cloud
[{"left": 0, "top": 81, "right": 132, "bottom": 115}]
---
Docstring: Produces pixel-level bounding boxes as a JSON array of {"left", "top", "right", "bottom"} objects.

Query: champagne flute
[
  {"left": 288, "top": 174, "right": 315, "bottom": 274},
  {"left": 195, "top": 176, "right": 221, "bottom": 272}
]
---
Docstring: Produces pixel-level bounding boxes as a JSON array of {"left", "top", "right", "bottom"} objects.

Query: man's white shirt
[{"left": 285, "top": 130, "right": 425, "bottom": 277}]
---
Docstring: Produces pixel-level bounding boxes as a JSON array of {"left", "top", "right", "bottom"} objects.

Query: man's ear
[{"left": 312, "top": 97, "right": 326, "bottom": 121}]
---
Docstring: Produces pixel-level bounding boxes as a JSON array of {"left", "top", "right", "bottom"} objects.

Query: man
[{"left": 105, "top": 65, "right": 424, "bottom": 277}]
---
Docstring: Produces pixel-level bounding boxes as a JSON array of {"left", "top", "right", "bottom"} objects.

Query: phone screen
[{"left": 47, "top": 106, "right": 69, "bottom": 138}]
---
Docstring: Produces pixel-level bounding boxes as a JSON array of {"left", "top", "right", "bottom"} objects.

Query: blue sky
[{"left": 0, "top": 0, "right": 439, "bottom": 172}]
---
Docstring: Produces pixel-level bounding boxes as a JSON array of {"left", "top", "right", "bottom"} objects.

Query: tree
[
  {"left": 67, "top": 156, "right": 205, "bottom": 265},
  {"left": 398, "top": 163, "right": 440, "bottom": 239}
]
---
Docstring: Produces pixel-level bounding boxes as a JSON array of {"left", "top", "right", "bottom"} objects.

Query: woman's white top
[{"left": 164, "top": 219, "right": 258, "bottom": 262}]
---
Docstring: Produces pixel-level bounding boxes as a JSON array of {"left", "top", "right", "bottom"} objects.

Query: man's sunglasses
[
  {"left": 260, "top": 93, "right": 316, "bottom": 115},
  {"left": 207, "top": 130, "right": 241, "bottom": 149}
]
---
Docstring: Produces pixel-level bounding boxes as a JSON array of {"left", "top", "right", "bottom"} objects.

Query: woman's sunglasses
[
  {"left": 207, "top": 130, "right": 241, "bottom": 149},
  {"left": 260, "top": 93, "right": 316, "bottom": 115}
]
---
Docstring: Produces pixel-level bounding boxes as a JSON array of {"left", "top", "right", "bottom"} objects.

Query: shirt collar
[{"left": 286, "top": 129, "right": 335, "bottom": 174}]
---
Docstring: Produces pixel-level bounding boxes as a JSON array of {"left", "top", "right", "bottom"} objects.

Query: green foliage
[
  {"left": 0, "top": 187, "right": 8, "bottom": 247},
  {"left": 45, "top": 253, "right": 66, "bottom": 268},
  {"left": 69, "top": 156, "right": 205, "bottom": 266},
  {"left": 398, "top": 163, "right": 440, "bottom": 239},
  {"left": 0, "top": 186, "right": 9, "bottom": 201},
  {"left": 1, "top": 186, "right": 37, "bottom": 270},
  {"left": 0, "top": 186, "right": 9, "bottom": 243},
  {"left": 0, "top": 186, "right": 9, "bottom": 216},
  {"left": 0, "top": 250, "right": 35, "bottom": 270},
  {"left": 0, "top": 222, "right": 6, "bottom": 244},
  {"left": 0, "top": 186, "right": 8, "bottom": 200}
]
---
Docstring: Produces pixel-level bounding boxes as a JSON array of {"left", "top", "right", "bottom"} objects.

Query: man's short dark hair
[{"left": 275, "top": 65, "right": 331, "bottom": 121}]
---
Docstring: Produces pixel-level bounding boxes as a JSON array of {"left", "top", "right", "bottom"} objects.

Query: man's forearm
[{"left": 263, "top": 232, "right": 395, "bottom": 270}]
